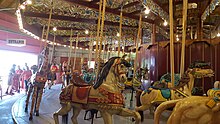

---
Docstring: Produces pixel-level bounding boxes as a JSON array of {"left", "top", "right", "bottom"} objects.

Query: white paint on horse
[{"left": 214, "top": 81, "right": 220, "bottom": 89}]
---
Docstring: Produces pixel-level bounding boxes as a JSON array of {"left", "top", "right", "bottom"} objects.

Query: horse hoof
[
  {"left": 29, "top": 115, "right": 33, "bottom": 120},
  {"left": 36, "top": 111, "right": 39, "bottom": 116},
  {"left": 24, "top": 107, "right": 28, "bottom": 112}
]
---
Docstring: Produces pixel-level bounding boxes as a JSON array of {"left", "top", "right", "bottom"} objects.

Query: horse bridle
[{"left": 113, "top": 59, "right": 127, "bottom": 77}]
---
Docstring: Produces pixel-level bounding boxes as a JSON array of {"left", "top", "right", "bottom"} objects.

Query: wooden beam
[
  {"left": 152, "top": 0, "right": 169, "bottom": 14},
  {"left": 64, "top": 0, "right": 154, "bottom": 24},
  {"left": 199, "top": 0, "right": 212, "bottom": 16},
  {"left": 115, "top": 1, "right": 140, "bottom": 10},
  {"left": 128, "top": 10, "right": 141, "bottom": 15},
  {"left": 23, "top": 12, "right": 138, "bottom": 28}
]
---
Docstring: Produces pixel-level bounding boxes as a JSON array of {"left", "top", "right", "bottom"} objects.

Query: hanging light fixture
[
  {"left": 53, "top": 27, "right": 57, "bottom": 32},
  {"left": 144, "top": 7, "right": 150, "bottom": 14},
  {"left": 85, "top": 29, "right": 89, "bottom": 34},
  {"left": 163, "top": 20, "right": 168, "bottom": 26},
  {"left": 217, "top": 32, "right": 220, "bottom": 37}
]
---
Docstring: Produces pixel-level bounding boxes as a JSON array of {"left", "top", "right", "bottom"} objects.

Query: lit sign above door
[{"left": 7, "top": 39, "right": 26, "bottom": 47}]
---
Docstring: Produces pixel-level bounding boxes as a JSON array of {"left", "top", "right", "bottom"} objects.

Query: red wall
[
  {"left": 139, "top": 41, "right": 220, "bottom": 93},
  {"left": 0, "top": 12, "right": 41, "bottom": 54}
]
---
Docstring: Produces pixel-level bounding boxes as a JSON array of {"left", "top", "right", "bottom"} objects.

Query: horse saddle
[
  {"left": 160, "top": 89, "right": 171, "bottom": 99},
  {"left": 72, "top": 74, "right": 91, "bottom": 87}
]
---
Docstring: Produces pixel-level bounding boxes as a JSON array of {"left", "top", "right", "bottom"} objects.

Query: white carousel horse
[
  {"left": 53, "top": 57, "right": 141, "bottom": 124},
  {"left": 154, "top": 89, "right": 220, "bottom": 124},
  {"left": 135, "top": 64, "right": 214, "bottom": 112}
]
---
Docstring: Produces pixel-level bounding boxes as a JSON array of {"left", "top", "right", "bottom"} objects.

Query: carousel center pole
[
  {"left": 180, "top": 0, "right": 188, "bottom": 78},
  {"left": 169, "top": 0, "right": 175, "bottom": 87}
]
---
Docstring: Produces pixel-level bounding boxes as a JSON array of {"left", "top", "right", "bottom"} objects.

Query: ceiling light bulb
[
  {"left": 117, "top": 32, "right": 120, "bottom": 37},
  {"left": 163, "top": 20, "right": 168, "bottom": 26},
  {"left": 20, "top": 5, "right": 25, "bottom": 9},
  {"left": 85, "top": 30, "right": 89, "bottom": 34},
  {"left": 144, "top": 7, "right": 150, "bottom": 14},
  {"left": 217, "top": 32, "right": 220, "bottom": 37},
  {"left": 53, "top": 27, "right": 57, "bottom": 31},
  {"left": 26, "top": 0, "right": 32, "bottom": 5},
  {"left": 176, "top": 37, "right": 179, "bottom": 41}
]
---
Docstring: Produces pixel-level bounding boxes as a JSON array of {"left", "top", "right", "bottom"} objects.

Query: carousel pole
[
  {"left": 118, "top": 8, "right": 123, "bottom": 56},
  {"left": 95, "top": 0, "right": 103, "bottom": 78},
  {"left": 95, "top": 0, "right": 102, "bottom": 61},
  {"left": 73, "top": 33, "right": 79, "bottom": 70},
  {"left": 134, "top": 14, "right": 142, "bottom": 76},
  {"left": 44, "top": 4, "right": 53, "bottom": 47},
  {"left": 39, "top": 25, "right": 45, "bottom": 53},
  {"left": 88, "top": 34, "right": 93, "bottom": 68},
  {"left": 169, "top": 0, "right": 175, "bottom": 87},
  {"left": 96, "top": 0, "right": 106, "bottom": 77},
  {"left": 122, "top": 38, "right": 125, "bottom": 55},
  {"left": 102, "top": 37, "right": 106, "bottom": 59},
  {"left": 180, "top": 0, "right": 188, "bottom": 78},
  {"left": 50, "top": 34, "right": 56, "bottom": 64},
  {"left": 68, "top": 29, "right": 73, "bottom": 66}
]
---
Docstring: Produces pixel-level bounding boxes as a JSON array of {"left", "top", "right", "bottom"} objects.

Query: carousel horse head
[{"left": 93, "top": 56, "right": 131, "bottom": 89}]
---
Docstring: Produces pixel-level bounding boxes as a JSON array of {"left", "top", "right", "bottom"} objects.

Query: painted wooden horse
[
  {"left": 25, "top": 47, "right": 49, "bottom": 120},
  {"left": 53, "top": 57, "right": 141, "bottom": 124},
  {"left": 154, "top": 88, "right": 220, "bottom": 124},
  {"left": 135, "top": 62, "right": 214, "bottom": 112}
]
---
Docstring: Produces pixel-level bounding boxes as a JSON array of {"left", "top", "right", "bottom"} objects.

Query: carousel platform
[{"left": 12, "top": 84, "right": 169, "bottom": 124}]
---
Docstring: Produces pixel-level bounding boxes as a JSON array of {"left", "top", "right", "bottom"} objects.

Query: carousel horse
[
  {"left": 154, "top": 89, "right": 220, "bottom": 124},
  {"left": 25, "top": 47, "right": 49, "bottom": 120},
  {"left": 135, "top": 62, "right": 214, "bottom": 112},
  {"left": 53, "top": 57, "right": 141, "bottom": 124}
]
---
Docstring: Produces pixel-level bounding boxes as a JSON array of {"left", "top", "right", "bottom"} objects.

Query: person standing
[
  {"left": 5, "top": 64, "right": 16, "bottom": 95},
  {"left": 20, "top": 64, "right": 32, "bottom": 93},
  {"left": 15, "top": 65, "right": 23, "bottom": 93}
]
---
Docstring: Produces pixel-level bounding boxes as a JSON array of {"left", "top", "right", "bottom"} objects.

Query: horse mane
[{"left": 93, "top": 57, "right": 120, "bottom": 89}]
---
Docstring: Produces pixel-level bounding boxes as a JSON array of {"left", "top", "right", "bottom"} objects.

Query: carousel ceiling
[{"left": 1, "top": 0, "right": 220, "bottom": 51}]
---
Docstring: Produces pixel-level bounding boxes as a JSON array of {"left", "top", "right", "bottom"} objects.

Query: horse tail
[{"left": 154, "top": 99, "right": 180, "bottom": 124}]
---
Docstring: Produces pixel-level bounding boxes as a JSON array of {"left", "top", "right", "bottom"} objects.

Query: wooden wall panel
[
  {"left": 139, "top": 41, "right": 220, "bottom": 92},
  {"left": 157, "top": 45, "right": 168, "bottom": 79}
]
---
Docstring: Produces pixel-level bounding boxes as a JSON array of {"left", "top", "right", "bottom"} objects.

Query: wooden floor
[{"left": 12, "top": 84, "right": 170, "bottom": 124}]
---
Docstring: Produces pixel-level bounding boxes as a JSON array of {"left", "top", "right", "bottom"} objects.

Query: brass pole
[
  {"left": 73, "top": 34, "right": 79, "bottom": 70},
  {"left": 44, "top": 2, "right": 53, "bottom": 47},
  {"left": 50, "top": 34, "right": 56, "bottom": 64},
  {"left": 95, "top": 0, "right": 103, "bottom": 61},
  {"left": 68, "top": 29, "right": 73, "bottom": 66},
  {"left": 134, "top": 14, "right": 142, "bottom": 76},
  {"left": 169, "top": 0, "right": 175, "bottom": 87},
  {"left": 118, "top": 9, "right": 123, "bottom": 56},
  {"left": 39, "top": 25, "right": 45, "bottom": 53},
  {"left": 97, "top": 0, "right": 106, "bottom": 77},
  {"left": 88, "top": 35, "right": 93, "bottom": 68},
  {"left": 180, "top": 0, "right": 188, "bottom": 78}
]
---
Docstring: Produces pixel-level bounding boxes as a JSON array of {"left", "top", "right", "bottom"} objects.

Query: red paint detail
[{"left": 76, "top": 87, "right": 89, "bottom": 100}]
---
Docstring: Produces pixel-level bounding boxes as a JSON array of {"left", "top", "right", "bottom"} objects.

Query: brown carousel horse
[
  {"left": 135, "top": 62, "right": 214, "bottom": 113},
  {"left": 25, "top": 47, "right": 49, "bottom": 120},
  {"left": 53, "top": 57, "right": 141, "bottom": 124}
]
